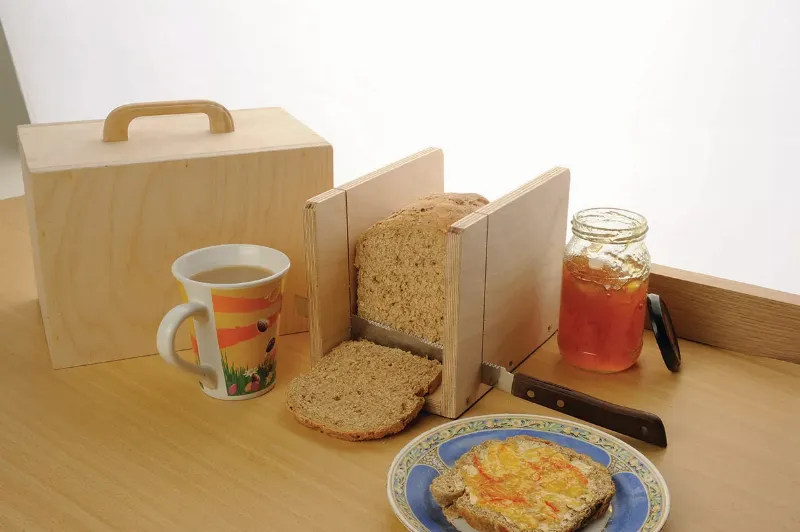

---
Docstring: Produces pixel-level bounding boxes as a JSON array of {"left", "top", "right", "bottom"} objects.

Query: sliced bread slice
[
  {"left": 286, "top": 340, "right": 441, "bottom": 441},
  {"left": 430, "top": 435, "right": 615, "bottom": 532}
]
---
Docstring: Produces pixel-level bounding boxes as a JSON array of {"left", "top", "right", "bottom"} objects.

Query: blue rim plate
[{"left": 387, "top": 414, "right": 670, "bottom": 532}]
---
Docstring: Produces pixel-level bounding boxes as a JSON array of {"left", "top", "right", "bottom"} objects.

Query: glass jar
[{"left": 557, "top": 208, "right": 651, "bottom": 373}]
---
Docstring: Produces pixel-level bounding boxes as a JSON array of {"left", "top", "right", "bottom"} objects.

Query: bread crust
[
  {"left": 286, "top": 340, "right": 441, "bottom": 441},
  {"left": 355, "top": 193, "right": 489, "bottom": 237},
  {"left": 288, "top": 395, "right": 425, "bottom": 442},
  {"left": 430, "top": 436, "right": 615, "bottom": 532}
]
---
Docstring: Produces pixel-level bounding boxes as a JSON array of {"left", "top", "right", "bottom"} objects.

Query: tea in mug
[{"left": 191, "top": 265, "right": 273, "bottom": 284}]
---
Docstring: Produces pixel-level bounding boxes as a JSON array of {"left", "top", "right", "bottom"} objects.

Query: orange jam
[
  {"left": 558, "top": 256, "right": 648, "bottom": 373},
  {"left": 459, "top": 438, "right": 591, "bottom": 528}
]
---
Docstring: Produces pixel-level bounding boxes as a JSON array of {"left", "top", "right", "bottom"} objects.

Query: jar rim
[{"left": 572, "top": 208, "right": 648, "bottom": 244}]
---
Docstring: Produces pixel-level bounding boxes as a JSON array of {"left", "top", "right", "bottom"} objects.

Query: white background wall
[
  {"left": 1, "top": 0, "right": 798, "bottom": 294},
  {"left": 0, "top": 18, "right": 27, "bottom": 198}
]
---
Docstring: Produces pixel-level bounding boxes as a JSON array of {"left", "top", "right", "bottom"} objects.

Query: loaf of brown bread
[
  {"left": 354, "top": 193, "right": 488, "bottom": 344},
  {"left": 286, "top": 340, "right": 441, "bottom": 441}
]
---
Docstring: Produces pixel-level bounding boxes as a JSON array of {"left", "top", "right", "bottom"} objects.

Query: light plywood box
[
  {"left": 19, "top": 100, "right": 332, "bottom": 368},
  {"left": 304, "top": 149, "right": 570, "bottom": 418}
]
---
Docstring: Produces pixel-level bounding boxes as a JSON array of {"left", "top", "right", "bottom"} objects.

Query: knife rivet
[
  {"left": 557, "top": 399, "right": 565, "bottom": 408},
  {"left": 526, "top": 390, "right": 535, "bottom": 399}
]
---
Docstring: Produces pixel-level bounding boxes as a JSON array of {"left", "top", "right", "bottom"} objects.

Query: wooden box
[
  {"left": 304, "top": 148, "right": 570, "bottom": 418},
  {"left": 18, "top": 100, "right": 332, "bottom": 368}
]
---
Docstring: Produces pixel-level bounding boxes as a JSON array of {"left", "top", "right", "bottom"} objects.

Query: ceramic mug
[{"left": 157, "top": 244, "right": 290, "bottom": 400}]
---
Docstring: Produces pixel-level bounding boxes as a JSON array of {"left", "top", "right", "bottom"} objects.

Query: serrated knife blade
[
  {"left": 350, "top": 314, "right": 443, "bottom": 362},
  {"left": 480, "top": 361, "right": 514, "bottom": 393},
  {"left": 350, "top": 315, "right": 667, "bottom": 447}
]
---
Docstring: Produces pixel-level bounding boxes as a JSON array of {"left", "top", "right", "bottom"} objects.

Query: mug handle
[{"left": 157, "top": 302, "right": 219, "bottom": 389}]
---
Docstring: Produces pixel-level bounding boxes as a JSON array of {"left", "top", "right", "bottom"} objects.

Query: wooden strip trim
[
  {"left": 442, "top": 212, "right": 491, "bottom": 418},
  {"left": 303, "top": 189, "right": 351, "bottom": 365},
  {"left": 649, "top": 264, "right": 800, "bottom": 363}
]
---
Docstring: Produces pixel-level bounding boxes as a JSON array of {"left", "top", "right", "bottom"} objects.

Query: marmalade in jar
[{"left": 557, "top": 209, "right": 650, "bottom": 373}]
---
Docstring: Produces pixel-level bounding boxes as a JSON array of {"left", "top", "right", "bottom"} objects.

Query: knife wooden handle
[{"left": 511, "top": 372, "right": 668, "bottom": 447}]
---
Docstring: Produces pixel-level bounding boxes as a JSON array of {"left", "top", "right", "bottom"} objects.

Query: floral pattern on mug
[{"left": 211, "top": 281, "right": 282, "bottom": 396}]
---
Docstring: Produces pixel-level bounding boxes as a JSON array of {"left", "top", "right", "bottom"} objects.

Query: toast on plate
[{"left": 430, "top": 435, "right": 614, "bottom": 532}]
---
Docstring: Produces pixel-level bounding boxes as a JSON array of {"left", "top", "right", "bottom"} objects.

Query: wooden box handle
[{"left": 102, "top": 99, "right": 235, "bottom": 142}]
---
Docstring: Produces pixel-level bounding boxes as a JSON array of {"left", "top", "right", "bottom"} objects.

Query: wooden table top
[{"left": 1, "top": 196, "right": 799, "bottom": 531}]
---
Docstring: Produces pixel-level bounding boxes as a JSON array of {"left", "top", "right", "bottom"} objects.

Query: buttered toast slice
[{"left": 430, "top": 436, "right": 615, "bottom": 532}]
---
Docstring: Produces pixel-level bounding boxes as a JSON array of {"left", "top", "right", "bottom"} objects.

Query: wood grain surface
[
  {"left": 103, "top": 100, "right": 236, "bottom": 142},
  {"left": 442, "top": 212, "right": 491, "bottom": 418},
  {"left": 650, "top": 264, "right": 800, "bottom": 363},
  {"left": 477, "top": 167, "right": 570, "bottom": 371},
  {"left": 1, "top": 197, "right": 800, "bottom": 531},
  {"left": 18, "top": 107, "right": 332, "bottom": 368},
  {"left": 19, "top": 107, "right": 328, "bottom": 171},
  {"left": 303, "top": 189, "right": 350, "bottom": 364}
]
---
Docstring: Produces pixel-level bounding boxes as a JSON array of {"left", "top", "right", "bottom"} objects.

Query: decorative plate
[{"left": 387, "top": 414, "right": 669, "bottom": 532}]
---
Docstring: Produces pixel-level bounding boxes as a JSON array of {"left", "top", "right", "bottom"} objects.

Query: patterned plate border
[{"left": 387, "top": 414, "right": 670, "bottom": 532}]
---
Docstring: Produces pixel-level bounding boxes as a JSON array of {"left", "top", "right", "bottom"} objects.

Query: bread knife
[{"left": 351, "top": 315, "right": 667, "bottom": 447}]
